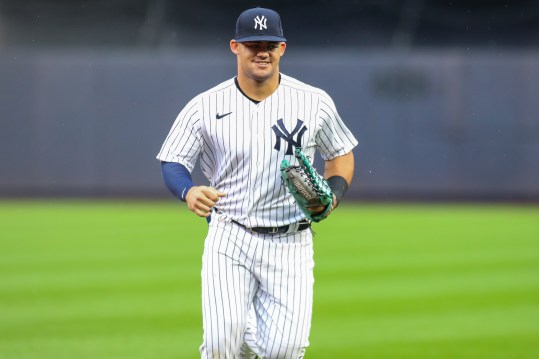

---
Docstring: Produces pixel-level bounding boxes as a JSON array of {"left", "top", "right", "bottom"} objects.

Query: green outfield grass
[{"left": 1, "top": 200, "right": 538, "bottom": 359}]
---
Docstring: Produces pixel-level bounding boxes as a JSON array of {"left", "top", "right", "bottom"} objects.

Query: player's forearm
[
  {"left": 324, "top": 151, "right": 355, "bottom": 207},
  {"left": 160, "top": 161, "right": 194, "bottom": 202},
  {"left": 324, "top": 151, "right": 355, "bottom": 185}
]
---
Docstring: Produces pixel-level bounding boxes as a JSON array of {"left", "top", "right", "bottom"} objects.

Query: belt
[{"left": 231, "top": 219, "right": 311, "bottom": 235}]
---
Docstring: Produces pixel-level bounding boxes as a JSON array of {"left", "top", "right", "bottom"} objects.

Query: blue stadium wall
[{"left": 1, "top": 48, "right": 538, "bottom": 200}]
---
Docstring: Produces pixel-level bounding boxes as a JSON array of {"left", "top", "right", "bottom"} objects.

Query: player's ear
[
  {"left": 230, "top": 40, "right": 239, "bottom": 54},
  {"left": 280, "top": 42, "right": 286, "bottom": 56}
]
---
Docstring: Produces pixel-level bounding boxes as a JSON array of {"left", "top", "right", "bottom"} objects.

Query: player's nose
[{"left": 256, "top": 48, "right": 270, "bottom": 56}]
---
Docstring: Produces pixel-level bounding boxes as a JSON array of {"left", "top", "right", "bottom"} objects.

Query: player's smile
[{"left": 254, "top": 60, "right": 270, "bottom": 68}]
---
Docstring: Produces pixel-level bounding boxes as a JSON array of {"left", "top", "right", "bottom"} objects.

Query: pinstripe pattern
[
  {"left": 200, "top": 213, "right": 313, "bottom": 358},
  {"left": 157, "top": 73, "right": 357, "bottom": 358},
  {"left": 157, "top": 73, "right": 358, "bottom": 228}
]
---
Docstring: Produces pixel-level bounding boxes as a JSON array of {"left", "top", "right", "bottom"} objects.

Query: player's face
[{"left": 231, "top": 41, "right": 286, "bottom": 82}]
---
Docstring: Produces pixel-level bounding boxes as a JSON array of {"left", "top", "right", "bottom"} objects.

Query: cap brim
[{"left": 235, "top": 35, "right": 287, "bottom": 43}]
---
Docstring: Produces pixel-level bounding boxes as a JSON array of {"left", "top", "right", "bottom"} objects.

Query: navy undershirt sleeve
[{"left": 160, "top": 162, "right": 195, "bottom": 202}]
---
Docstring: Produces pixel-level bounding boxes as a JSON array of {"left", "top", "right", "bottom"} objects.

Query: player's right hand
[{"left": 185, "top": 186, "right": 226, "bottom": 217}]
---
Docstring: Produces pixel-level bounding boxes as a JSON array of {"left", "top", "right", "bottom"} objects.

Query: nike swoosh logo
[{"left": 216, "top": 112, "right": 232, "bottom": 119}]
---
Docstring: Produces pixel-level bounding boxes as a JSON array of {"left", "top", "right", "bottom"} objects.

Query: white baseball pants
[{"left": 199, "top": 214, "right": 314, "bottom": 359}]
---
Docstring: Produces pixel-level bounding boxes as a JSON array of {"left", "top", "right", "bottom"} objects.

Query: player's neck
[{"left": 236, "top": 72, "right": 280, "bottom": 102}]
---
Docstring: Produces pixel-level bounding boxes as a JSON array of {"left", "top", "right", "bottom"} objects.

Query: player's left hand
[
  {"left": 281, "top": 148, "right": 335, "bottom": 223},
  {"left": 307, "top": 194, "right": 337, "bottom": 216}
]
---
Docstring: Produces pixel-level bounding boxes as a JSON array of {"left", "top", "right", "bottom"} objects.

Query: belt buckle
[{"left": 269, "top": 227, "right": 280, "bottom": 234}]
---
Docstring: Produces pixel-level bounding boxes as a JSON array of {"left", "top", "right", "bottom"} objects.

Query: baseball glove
[{"left": 280, "top": 148, "right": 334, "bottom": 222}]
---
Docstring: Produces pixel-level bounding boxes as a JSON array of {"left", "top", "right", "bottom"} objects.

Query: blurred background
[
  {"left": 1, "top": 0, "right": 538, "bottom": 202},
  {"left": 1, "top": 2, "right": 539, "bottom": 359}
]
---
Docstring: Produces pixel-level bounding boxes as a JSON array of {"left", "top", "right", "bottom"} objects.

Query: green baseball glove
[{"left": 280, "top": 148, "right": 334, "bottom": 222}]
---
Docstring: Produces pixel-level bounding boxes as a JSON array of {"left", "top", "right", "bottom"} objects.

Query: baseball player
[{"left": 157, "top": 7, "right": 357, "bottom": 359}]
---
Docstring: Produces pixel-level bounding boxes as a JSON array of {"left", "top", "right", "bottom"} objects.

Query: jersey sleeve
[
  {"left": 315, "top": 92, "right": 358, "bottom": 161},
  {"left": 156, "top": 97, "right": 202, "bottom": 173}
]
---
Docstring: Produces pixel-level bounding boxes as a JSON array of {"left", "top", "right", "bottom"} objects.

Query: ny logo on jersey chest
[{"left": 272, "top": 119, "right": 307, "bottom": 155}]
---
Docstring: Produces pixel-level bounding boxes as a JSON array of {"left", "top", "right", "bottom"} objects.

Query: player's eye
[{"left": 245, "top": 42, "right": 279, "bottom": 52}]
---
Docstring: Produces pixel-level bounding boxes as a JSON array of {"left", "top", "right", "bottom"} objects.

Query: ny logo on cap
[{"left": 254, "top": 15, "right": 267, "bottom": 30}]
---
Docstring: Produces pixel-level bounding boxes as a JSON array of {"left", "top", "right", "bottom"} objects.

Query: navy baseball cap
[{"left": 234, "top": 7, "right": 287, "bottom": 43}]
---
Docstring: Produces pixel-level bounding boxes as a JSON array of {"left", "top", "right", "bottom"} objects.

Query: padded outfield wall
[{"left": 1, "top": 48, "right": 538, "bottom": 200}]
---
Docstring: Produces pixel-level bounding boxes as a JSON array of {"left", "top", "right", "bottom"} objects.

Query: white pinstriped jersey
[{"left": 157, "top": 73, "right": 358, "bottom": 228}]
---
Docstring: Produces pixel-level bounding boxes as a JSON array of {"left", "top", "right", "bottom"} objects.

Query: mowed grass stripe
[
  {"left": 1, "top": 201, "right": 205, "bottom": 357},
  {"left": 1, "top": 261, "right": 199, "bottom": 291},
  {"left": 1, "top": 200, "right": 538, "bottom": 359},
  {"left": 0, "top": 332, "right": 203, "bottom": 359},
  {"left": 308, "top": 203, "right": 539, "bottom": 358}
]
